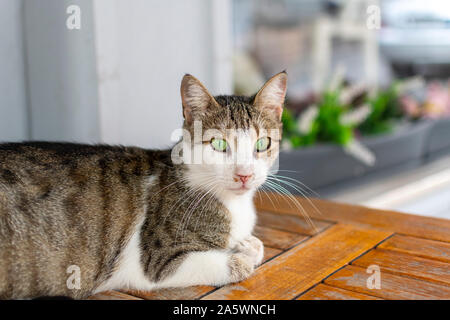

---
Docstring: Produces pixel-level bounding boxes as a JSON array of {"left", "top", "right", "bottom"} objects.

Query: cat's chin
[{"left": 227, "top": 186, "right": 253, "bottom": 196}]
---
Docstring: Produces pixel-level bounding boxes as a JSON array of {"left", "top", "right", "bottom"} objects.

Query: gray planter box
[
  {"left": 424, "top": 117, "right": 450, "bottom": 158},
  {"left": 277, "top": 120, "right": 432, "bottom": 192}
]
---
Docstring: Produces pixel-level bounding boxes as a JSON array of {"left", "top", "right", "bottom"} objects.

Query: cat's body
[
  {"left": 0, "top": 72, "right": 287, "bottom": 299},
  {"left": 0, "top": 142, "right": 246, "bottom": 298}
]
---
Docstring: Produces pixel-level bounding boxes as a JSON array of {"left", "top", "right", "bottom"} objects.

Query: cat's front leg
[{"left": 155, "top": 244, "right": 261, "bottom": 288}]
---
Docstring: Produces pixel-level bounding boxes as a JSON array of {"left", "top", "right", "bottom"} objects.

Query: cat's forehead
[
  {"left": 203, "top": 95, "right": 281, "bottom": 132},
  {"left": 214, "top": 95, "right": 253, "bottom": 106}
]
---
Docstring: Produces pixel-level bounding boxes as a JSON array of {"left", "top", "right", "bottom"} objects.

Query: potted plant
[{"left": 277, "top": 78, "right": 432, "bottom": 192}]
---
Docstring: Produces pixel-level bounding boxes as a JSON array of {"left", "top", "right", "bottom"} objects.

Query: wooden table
[{"left": 90, "top": 193, "right": 450, "bottom": 300}]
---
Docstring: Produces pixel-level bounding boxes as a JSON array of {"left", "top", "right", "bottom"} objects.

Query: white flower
[
  {"left": 297, "top": 105, "right": 319, "bottom": 134},
  {"left": 328, "top": 64, "right": 346, "bottom": 92},
  {"left": 343, "top": 140, "right": 376, "bottom": 166},
  {"left": 340, "top": 84, "right": 366, "bottom": 105},
  {"left": 340, "top": 104, "right": 372, "bottom": 126},
  {"left": 281, "top": 139, "right": 293, "bottom": 151}
]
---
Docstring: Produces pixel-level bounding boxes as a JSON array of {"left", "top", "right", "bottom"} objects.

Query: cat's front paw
[
  {"left": 234, "top": 235, "right": 264, "bottom": 267},
  {"left": 228, "top": 252, "right": 255, "bottom": 283}
]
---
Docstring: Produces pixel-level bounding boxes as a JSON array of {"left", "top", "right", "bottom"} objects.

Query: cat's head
[{"left": 177, "top": 72, "right": 287, "bottom": 198}]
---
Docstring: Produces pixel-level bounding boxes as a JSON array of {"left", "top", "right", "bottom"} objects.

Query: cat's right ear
[
  {"left": 253, "top": 71, "right": 287, "bottom": 121},
  {"left": 180, "top": 74, "right": 219, "bottom": 125}
]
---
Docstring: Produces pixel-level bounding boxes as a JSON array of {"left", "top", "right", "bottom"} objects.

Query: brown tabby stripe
[{"left": 154, "top": 250, "right": 188, "bottom": 282}]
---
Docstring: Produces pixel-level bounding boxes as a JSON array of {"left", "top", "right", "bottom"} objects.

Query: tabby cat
[{"left": 0, "top": 72, "right": 287, "bottom": 299}]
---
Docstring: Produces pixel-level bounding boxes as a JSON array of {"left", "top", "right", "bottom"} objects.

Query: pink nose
[{"left": 237, "top": 174, "right": 252, "bottom": 184}]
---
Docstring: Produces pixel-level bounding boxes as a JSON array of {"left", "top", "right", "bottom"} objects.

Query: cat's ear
[
  {"left": 181, "top": 74, "right": 219, "bottom": 125},
  {"left": 253, "top": 71, "right": 287, "bottom": 121}
]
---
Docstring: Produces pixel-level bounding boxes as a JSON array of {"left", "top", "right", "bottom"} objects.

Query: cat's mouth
[{"left": 228, "top": 185, "right": 252, "bottom": 194}]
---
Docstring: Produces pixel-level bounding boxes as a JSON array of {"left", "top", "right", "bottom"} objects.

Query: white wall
[
  {"left": 24, "top": 0, "right": 100, "bottom": 143},
  {"left": 0, "top": 0, "right": 29, "bottom": 141},
  {"left": 93, "top": 0, "right": 232, "bottom": 148}
]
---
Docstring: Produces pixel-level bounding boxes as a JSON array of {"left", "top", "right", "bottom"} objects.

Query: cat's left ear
[
  {"left": 253, "top": 71, "right": 287, "bottom": 121},
  {"left": 180, "top": 74, "right": 219, "bottom": 125}
]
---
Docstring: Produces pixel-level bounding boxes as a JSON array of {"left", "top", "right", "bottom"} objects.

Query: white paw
[
  {"left": 234, "top": 235, "right": 264, "bottom": 267},
  {"left": 228, "top": 252, "right": 255, "bottom": 283}
]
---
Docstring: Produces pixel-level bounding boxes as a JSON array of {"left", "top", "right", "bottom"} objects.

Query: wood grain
[
  {"left": 254, "top": 225, "right": 308, "bottom": 250},
  {"left": 255, "top": 192, "right": 450, "bottom": 242},
  {"left": 352, "top": 249, "right": 450, "bottom": 285},
  {"left": 325, "top": 265, "right": 450, "bottom": 300},
  {"left": 123, "top": 286, "right": 214, "bottom": 300},
  {"left": 257, "top": 211, "right": 331, "bottom": 236},
  {"left": 297, "top": 284, "right": 381, "bottom": 300},
  {"left": 378, "top": 234, "right": 450, "bottom": 263},
  {"left": 201, "top": 224, "right": 391, "bottom": 300},
  {"left": 263, "top": 246, "right": 282, "bottom": 262},
  {"left": 88, "top": 290, "right": 142, "bottom": 300}
]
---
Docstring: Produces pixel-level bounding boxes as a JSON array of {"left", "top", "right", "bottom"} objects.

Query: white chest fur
[{"left": 220, "top": 192, "right": 257, "bottom": 247}]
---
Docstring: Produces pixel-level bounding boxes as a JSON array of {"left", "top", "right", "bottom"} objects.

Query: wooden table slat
[
  {"left": 123, "top": 286, "right": 214, "bottom": 300},
  {"left": 254, "top": 225, "right": 309, "bottom": 250},
  {"left": 352, "top": 248, "right": 450, "bottom": 286},
  {"left": 201, "top": 224, "right": 391, "bottom": 300},
  {"left": 325, "top": 265, "right": 450, "bottom": 300},
  {"left": 377, "top": 234, "right": 450, "bottom": 263},
  {"left": 297, "top": 284, "right": 382, "bottom": 300},
  {"left": 263, "top": 246, "right": 283, "bottom": 262},
  {"left": 257, "top": 211, "right": 331, "bottom": 236},
  {"left": 88, "top": 290, "right": 142, "bottom": 300}
]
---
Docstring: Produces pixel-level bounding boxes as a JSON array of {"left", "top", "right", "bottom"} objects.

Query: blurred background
[{"left": 1, "top": 0, "right": 449, "bottom": 218}]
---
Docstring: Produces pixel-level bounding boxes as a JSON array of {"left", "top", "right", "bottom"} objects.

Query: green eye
[
  {"left": 211, "top": 138, "right": 228, "bottom": 152},
  {"left": 255, "top": 137, "right": 271, "bottom": 152}
]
